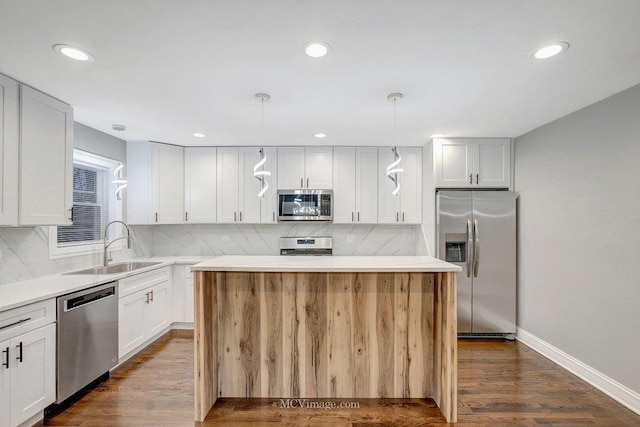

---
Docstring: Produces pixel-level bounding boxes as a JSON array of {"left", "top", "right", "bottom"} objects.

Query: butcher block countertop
[{"left": 191, "top": 255, "right": 461, "bottom": 273}]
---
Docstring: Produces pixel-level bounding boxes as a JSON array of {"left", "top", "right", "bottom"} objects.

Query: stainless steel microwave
[{"left": 277, "top": 189, "right": 333, "bottom": 221}]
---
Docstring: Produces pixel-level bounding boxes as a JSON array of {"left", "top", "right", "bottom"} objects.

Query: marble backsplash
[{"left": 0, "top": 223, "right": 426, "bottom": 285}]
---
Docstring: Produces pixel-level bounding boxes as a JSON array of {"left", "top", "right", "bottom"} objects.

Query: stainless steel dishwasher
[{"left": 56, "top": 281, "right": 118, "bottom": 403}]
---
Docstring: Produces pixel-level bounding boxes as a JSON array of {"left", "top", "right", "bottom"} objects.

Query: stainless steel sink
[{"left": 65, "top": 261, "right": 163, "bottom": 275}]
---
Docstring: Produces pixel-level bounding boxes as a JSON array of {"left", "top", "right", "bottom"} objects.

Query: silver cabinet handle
[
  {"left": 402, "top": 212, "right": 405, "bottom": 222},
  {"left": 396, "top": 212, "right": 399, "bottom": 222},
  {"left": 155, "top": 212, "right": 158, "bottom": 222},
  {"left": 300, "top": 178, "right": 303, "bottom": 188},
  {"left": 185, "top": 212, "right": 189, "bottom": 222},
  {"left": 351, "top": 212, "right": 354, "bottom": 222},
  {"left": 150, "top": 290, "right": 154, "bottom": 302},
  {"left": 145, "top": 292, "right": 150, "bottom": 304},
  {"left": 306, "top": 178, "right": 309, "bottom": 188},
  {"left": 0, "top": 317, "right": 31, "bottom": 331},
  {"left": 273, "top": 211, "right": 275, "bottom": 222},
  {"left": 469, "top": 174, "right": 472, "bottom": 184},
  {"left": 234, "top": 212, "right": 237, "bottom": 222},
  {"left": 473, "top": 219, "right": 480, "bottom": 277},
  {"left": 466, "top": 219, "right": 473, "bottom": 278},
  {"left": 68, "top": 207, "right": 74, "bottom": 222},
  {"left": 239, "top": 212, "right": 243, "bottom": 222},
  {"left": 357, "top": 212, "right": 360, "bottom": 222},
  {"left": 475, "top": 173, "right": 479, "bottom": 184},
  {"left": 2, "top": 347, "right": 9, "bottom": 369}
]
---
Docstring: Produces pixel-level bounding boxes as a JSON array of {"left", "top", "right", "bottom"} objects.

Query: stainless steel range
[{"left": 279, "top": 236, "right": 333, "bottom": 255}]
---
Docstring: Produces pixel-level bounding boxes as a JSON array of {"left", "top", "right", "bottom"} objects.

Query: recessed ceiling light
[
  {"left": 53, "top": 44, "right": 95, "bottom": 62},
  {"left": 304, "top": 42, "right": 330, "bottom": 58},
  {"left": 532, "top": 42, "right": 569, "bottom": 59},
  {"left": 314, "top": 133, "right": 327, "bottom": 138},
  {"left": 193, "top": 132, "right": 206, "bottom": 138},
  {"left": 430, "top": 133, "right": 446, "bottom": 139},
  {"left": 112, "top": 124, "right": 126, "bottom": 132}
]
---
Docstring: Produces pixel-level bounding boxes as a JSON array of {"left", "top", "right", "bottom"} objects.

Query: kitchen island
[{"left": 192, "top": 256, "right": 461, "bottom": 423}]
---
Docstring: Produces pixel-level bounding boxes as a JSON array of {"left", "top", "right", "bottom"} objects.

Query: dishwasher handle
[{"left": 63, "top": 283, "right": 116, "bottom": 311}]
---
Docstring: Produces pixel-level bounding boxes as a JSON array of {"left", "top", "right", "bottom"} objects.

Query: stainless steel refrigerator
[{"left": 436, "top": 190, "right": 516, "bottom": 338}]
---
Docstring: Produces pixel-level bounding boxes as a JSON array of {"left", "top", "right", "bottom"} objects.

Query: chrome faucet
[{"left": 103, "top": 220, "right": 132, "bottom": 267}]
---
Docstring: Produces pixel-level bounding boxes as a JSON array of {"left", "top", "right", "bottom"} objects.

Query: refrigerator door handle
[
  {"left": 473, "top": 218, "right": 480, "bottom": 277},
  {"left": 466, "top": 219, "right": 473, "bottom": 277}
]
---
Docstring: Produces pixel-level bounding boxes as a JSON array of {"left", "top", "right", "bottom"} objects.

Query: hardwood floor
[{"left": 44, "top": 330, "right": 640, "bottom": 426}]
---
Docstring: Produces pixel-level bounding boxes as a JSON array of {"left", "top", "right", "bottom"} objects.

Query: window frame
[{"left": 48, "top": 149, "right": 124, "bottom": 259}]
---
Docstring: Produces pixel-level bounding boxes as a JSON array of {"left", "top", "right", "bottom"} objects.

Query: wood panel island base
[{"left": 192, "top": 256, "right": 461, "bottom": 423}]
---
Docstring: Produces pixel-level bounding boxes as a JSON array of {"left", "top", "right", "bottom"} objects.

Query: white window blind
[{"left": 57, "top": 162, "right": 110, "bottom": 247}]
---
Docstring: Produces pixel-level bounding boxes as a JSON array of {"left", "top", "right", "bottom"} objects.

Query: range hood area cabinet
[
  {"left": 433, "top": 138, "right": 511, "bottom": 188},
  {"left": 216, "top": 147, "right": 278, "bottom": 224},
  {"left": 1, "top": 73, "right": 73, "bottom": 227},
  {"left": 378, "top": 146, "right": 422, "bottom": 224},
  {"left": 277, "top": 146, "right": 332, "bottom": 189},
  {"left": 127, "top": 141, "right": 185, "bottom": 224},
  {"left": 332, "top": 146, "right": 378, "bottom": 224}
]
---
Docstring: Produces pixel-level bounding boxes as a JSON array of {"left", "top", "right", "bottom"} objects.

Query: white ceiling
[{"left": 1, "top": 0, "right": 639, "bottom": 147}]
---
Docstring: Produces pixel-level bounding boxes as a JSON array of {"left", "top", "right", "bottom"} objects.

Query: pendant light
[
  {"left": 253, "top": 93, "right": 271, "bottom": 197},
  {"left": 112, "top": 163, "right": 127, "bottom": 201},
  {"left": 386, "top": 93, "right": 404, "bottom": 196}
]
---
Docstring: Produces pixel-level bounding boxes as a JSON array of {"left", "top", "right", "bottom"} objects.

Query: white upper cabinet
[
  {"left": 434, "top": 138, "right": 511, "bottom": 188},
  {"left": 238, "top": 147, "right": 263, "bottom": 224},
  {"left": 127, "top": 141, "right": 184, "bottom": 224},
  {"left": 217, "top": 147, "right": 278, "bottom": 224},
  {"left": 184, "top": 147, "right": 217, "bottom": 223},
  {"left": 0, "top": 74, "right": 19, "bottom": 226},
  {"left": 216, "top": 147, "right": 240, "bottom": 223},
  {"left": 333, "top": 147, "right": 378, "bottom": 224},
  {"left": 19, "top": 86, "right": 73, "bottom": 226},
  {"left": 378, "top": 147, "right": 422, "bottom": 224},
  {"left": 259, "top": 147, "right": 278, "bottom": 224},
  {"left": 277, "top": 146, "right": 332, "bottom": 189}
]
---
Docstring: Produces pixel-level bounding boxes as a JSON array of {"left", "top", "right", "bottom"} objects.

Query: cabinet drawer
[
  {"left": 0, "top": 298, "right": 56, "bottom": 342},
  {"left": 118, "top": 267, "right": 170, "bottom": 298}
]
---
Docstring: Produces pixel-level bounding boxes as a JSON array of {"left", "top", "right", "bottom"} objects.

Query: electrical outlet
[
  {"left": 221, "top": 236, "right": 230, "bottom": 242},
  {"left": 347, "top": 235, "right": 355, "bottom": 243}
]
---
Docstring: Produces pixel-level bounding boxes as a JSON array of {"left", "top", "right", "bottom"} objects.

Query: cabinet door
[
  {"left": 238, "top": 148, "right": 262, "bottom": 224},
  {"left": 332, "top": 147, "right": 356, "bottom": 223},
  {"left": 305, "top": 146, "right": 333, "bottom": 188},
  {"left": 378, "top": 147, "right": 400, "bottom": 223},
  {"left": 0, "top": 75, "right": 19, "bottom": 226},
  {"left": 399, "top": 147, "right": 422, "bottom": 224},
  {"left": 473, "top": 138, "right": 511, "bottom": 188},
  {"left": 171, "top": 265, "right": 186, "bottom": 323},
  {"left": 19, "top": 86, "right": 73, "bottom": 225},
  {"left": 260, "top": 147, "right": 278, "bottom": 224},
  {"left": 434, "top": 139, "right": 473, "bottom": 188},
  {"left": 0, "top": 338, "right": 10, "bottom": 427},
  {"left": 145, "top": 282, "right": 170, "bottom": 338},
  {"left": 10, "top": 323, "right": 56, "bottom": 426},
  {"left": 216, "top": 147, "right": 240, "bottom": 223},
  {"left": 153, "top": 143, "right": 184, "bottom": 224},
  {"left": 118, "top": 292, "right": 146, "bottom": 358},
  {"left": 277, "top": 147, "right": 305, "bottom": 188},
  {"left": 185, "top": 147, "right": 217, "bottom": 223},
  {"left": 126, "top": 141, "right": 153, "bottom": 224},
  {"left": 355, "top": 147, "right": 378, "bottom": 223}
]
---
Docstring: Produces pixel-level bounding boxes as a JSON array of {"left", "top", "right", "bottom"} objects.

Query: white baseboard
[{"left": 516, "top": 327, "right": 640, "bottom": 416}]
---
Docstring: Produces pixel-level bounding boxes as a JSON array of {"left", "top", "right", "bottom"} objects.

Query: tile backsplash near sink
[{"left": 0, "top": 223, "right": 425, "bottom": 285}]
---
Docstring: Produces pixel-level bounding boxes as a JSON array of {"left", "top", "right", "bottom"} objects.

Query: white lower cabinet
[
  {"left": 0, "top": 320, "right": 55, "bottom": 427},
  {"left": 171, "top": 265, "right": 194, "bottom": 324},
  {"left": 118, "top": 268, "right": 171, "bottom": 359}
]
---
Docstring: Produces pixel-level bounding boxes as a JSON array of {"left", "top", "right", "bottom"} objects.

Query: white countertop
[
  {"left": 191, "top": 255, "right": 461, "bottom": 273},
  {"left": 0, "top": 256, "right": 210, "bottom": 313}
]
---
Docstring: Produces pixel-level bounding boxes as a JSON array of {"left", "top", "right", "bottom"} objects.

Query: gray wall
[
  {"left": 74, "top": 122, "right": 126, "bottom": 162},
  {"left": 515, "top": 84, "right": 640, "bottom": 393}
]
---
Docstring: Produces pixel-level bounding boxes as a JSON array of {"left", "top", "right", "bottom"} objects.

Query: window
[{"left": 49, "top": 150, "right": 123, "bottom": 259}]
